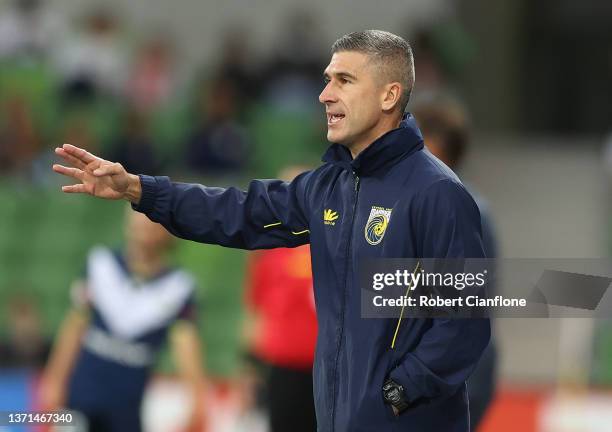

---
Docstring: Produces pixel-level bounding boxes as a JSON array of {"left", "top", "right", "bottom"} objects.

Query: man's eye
[{"left": 323, "top": 77, "right": 330, "bottom": 84}]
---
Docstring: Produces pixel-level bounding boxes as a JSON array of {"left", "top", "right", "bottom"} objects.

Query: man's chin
[{"left": 326, "top": 131, "right": 347, "bottom": 145}]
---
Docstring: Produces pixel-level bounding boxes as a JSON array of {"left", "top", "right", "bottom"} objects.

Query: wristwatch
[{"left": 382, "top": 379, "right": 410, "bottom": 415}]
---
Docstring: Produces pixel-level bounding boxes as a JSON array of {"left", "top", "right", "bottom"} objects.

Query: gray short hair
[{"left": 331, "top": 30, "right": 415, "bottom": 113}]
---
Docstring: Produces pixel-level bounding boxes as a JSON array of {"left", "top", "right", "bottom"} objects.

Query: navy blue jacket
[{"left": 134, "top": 114, "right": 490, "bottom": 431}]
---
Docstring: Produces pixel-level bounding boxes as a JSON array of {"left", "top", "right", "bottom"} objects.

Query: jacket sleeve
[
  {"left": 132, "top": 172, "right": 313, "bottom": 250},
  {"left": 390, "top": 179, "right": 491, "bottom": 406}
]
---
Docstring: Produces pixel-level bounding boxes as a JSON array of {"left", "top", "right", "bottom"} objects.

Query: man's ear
[{"left": 381, "top": 82, "right": 402, "bottom": 111}]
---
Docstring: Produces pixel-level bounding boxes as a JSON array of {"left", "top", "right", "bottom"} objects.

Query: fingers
[
  {"left": 55, "top": 147, "right": 87, "bottom": 169},
  {"left": 55, "top": 144, "right": 123, "bottom": 177},
  {"left": 52, "top": 164, "right": 84, "bottom": 180},
  {"left": 61, "top": 184, "right": 90, "bottom": 194},
  {"left": 61, "top": 143, "right": 100, "bottom": 165}
]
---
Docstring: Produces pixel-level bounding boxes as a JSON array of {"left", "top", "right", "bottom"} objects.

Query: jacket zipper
[{"left": 330, "top": 171, "right": 360, "bottom": 430}]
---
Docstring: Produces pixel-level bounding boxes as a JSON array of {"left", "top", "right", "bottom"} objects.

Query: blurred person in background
[
  {"left": 0, "top": 293, "right": 51, "bottom": 369},
  {"left": 215, "top": 27, "right": 261, "bottom": 105},
  {"left": 58, "top": 110, "right": 99, "bottom": 155},
  {"left": 260, "top": 9, "right": 326, "bottom": 114},
  {"left": 412, "top": 96, "right": 498, "bottom": 429},
  {"left": 0, "top": 95, "right": 40, "bottom": 176},
  {"left": 39, "top": 209, "right": 207, "bottom": 432},
  {"left": 243, "top": 165, "right": 317, "bottom": 432},
  {"left": 126, "top": 34, "right": 178, "bottom": 113},
  {"left": 106, "top": 109, "right": 161, "bottom": 175},
  {"left": 53, "top": 8, "right": 127, "bottom": 103},
  {"left": 184, "top": 75, "right": 250, "bottom": 177},
  {"left": 408, "top": 29, "right": 448, "bottom": 97},
  {"left": 0, "top": 0, "right": 64, "bottom": 60},
  {"left": 404, "top": 23, "right": 475, "bottom": 102}
]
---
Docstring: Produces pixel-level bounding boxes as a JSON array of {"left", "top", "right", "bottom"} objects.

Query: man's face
[{"left": 319, "top": 51, "right": 386, "bottom": 150}]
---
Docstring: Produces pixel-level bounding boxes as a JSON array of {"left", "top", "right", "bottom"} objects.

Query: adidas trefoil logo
[{"left": 324, "top": 209, "right": 339, "bottom": 226}]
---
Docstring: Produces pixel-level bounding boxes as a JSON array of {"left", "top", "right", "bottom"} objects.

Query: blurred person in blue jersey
[
  {"left": 53, "top": 30, "right": 490, "bottom": 432},
  {"left": 412, "top": 96, "right": 499, "bottom": 429},
  {"left": 39, "top": 208, "right": 207, "bottom": 432}
]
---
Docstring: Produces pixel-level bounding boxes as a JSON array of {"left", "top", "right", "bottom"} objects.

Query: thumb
[{"left": 93, "top": 162, "right": 123, "bottom": 177}]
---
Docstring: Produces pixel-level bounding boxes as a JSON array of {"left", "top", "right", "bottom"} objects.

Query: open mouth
[{"left": 327, "top": 113, "right": 345, "bottom": 125}]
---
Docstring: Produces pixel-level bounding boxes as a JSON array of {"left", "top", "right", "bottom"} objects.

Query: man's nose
[{"left": 319, "top": 82, "right": 336, "bottom": 104}]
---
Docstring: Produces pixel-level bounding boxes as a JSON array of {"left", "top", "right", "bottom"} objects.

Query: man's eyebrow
[{"left": 323, "top": 71, "right": 358, "bottom": 80}]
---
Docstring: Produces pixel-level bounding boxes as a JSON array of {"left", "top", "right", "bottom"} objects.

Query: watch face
[{"left": 388, "top": 388, "right": 401, "bottom": 403}]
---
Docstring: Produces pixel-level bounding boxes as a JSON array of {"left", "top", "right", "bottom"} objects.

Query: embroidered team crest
[{"left": 364, "top": 206, "right": 392, "bottom": 245}]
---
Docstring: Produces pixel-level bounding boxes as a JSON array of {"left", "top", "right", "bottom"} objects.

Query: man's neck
[{"left": 348, "top": 115, "right": 402, "bottom": 159}]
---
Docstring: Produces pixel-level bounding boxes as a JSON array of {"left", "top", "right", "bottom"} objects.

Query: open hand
[{"left": 52, "top": 144, "right": 141, "bottom": 203}]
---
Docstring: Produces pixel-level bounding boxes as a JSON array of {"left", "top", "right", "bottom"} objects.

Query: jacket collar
[{"left": 321, "top": 113, "right": 424, "bottom": 176}]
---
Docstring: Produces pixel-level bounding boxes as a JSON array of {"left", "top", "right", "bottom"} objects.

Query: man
[
  {"left": 412, "top": 97, "right": 499, "bottom": 429},
  {"left": 53, "top": 30, "right": 490, "bottom": 431},
  {"left": 39, "top": 209, "right": 207, "bottom": 432}
]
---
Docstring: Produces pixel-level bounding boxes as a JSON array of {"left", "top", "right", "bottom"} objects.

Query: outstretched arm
[{"left": 53, "top": 144, "right": 313, "bottom": 250}]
